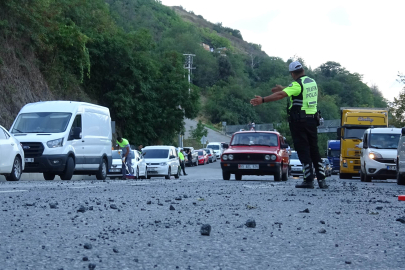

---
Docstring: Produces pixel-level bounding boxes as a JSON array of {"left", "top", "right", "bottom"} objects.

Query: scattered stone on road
[
  {"left": 170, "top": 205, "right": 175, "bottom": 211},
  {"left": 300, "top": 208, "right": 310, "bottom": 213},
  {"left": 77, "top": 205, "right": 86, "bottom": 213},
  {"left": 200, "top": 224, "right": 211, "bottom": 236},
  {"left": 245, "top": 219, "right": 256, "bottom": 228},
  {"left": 318, "top": 228, "right": 327, "bottom": 234},
  {"left": 110, "top": 204, "right": 118, "bottom": 210},
  {"left": 84, "top": 243, "right": 92, "bottom": 250},
  {"left": 396, "top": 217, "right": 405, "bottom": 223}
]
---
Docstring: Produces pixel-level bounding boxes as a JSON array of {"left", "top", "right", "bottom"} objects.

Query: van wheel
[
  {"left": 43, "top": 173, "right": 56, "bottom": 181},
  {"left": 96, "top": 158, "right": 107, "bottom": 180},
  {"left": 174, "top": 167, "right": 180, "bottom": 179},
  {"left": 222, "top": 171, "right": 230, "bottom": 180},
  {"left": 360, "top": 170, "right": 365, "bottom": 182},
  {"left": 364, "top": 172, "right": 372, "bottom": 182},
  {"left": 235, "top": 173, "right": 242, "bottom": 180},
  {"left": 6, "top": 157, "right": 22, "bottom": 181},
  {"left": 397, "top": 170, "right": 405, "bottom": 185},
  {"left": 165, "top": 168, "right": 171, "bottom": 179},
  {"left": 282, "top": 165, "right": 288, "bottom": 181},
  {"left": 60, "top": 157, "right": 74, "bottom": 180}
]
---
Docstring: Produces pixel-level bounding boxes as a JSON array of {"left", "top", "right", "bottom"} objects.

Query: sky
[{"left": 160, "top": 0, "right": 404, "bottom": 102}]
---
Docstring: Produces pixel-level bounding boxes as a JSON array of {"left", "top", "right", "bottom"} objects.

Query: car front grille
[
  {"left": 374, "top": 158, "right": 395, "bottom": 164},
  {"left": 21, "top": 142, "right": 44, "bottom": 158},
  {"left": 232, "top": 154, "right": 266, "bottom": 161}
]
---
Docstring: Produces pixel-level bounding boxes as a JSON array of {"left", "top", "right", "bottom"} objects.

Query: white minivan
[
  {"left": 142, "top": 146, "right": 180, "bottom": 179},
  {"left": 9, "top": 101, "right": 112, "bottom": 180},
  {"left": 207, "top": 142, "right": 223, "bottom": 159},
  {"left": 359, "top": 127, "right": 401, "bottom": 182}
]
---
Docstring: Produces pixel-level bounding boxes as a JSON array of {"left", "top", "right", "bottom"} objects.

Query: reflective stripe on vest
[{"left": 289, "top": 76, "right": 318, "bottom": 114}]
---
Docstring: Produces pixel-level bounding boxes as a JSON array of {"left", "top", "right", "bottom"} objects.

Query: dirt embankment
[{"left": 0, "top": 37, "right": 54, "bottom": 129}]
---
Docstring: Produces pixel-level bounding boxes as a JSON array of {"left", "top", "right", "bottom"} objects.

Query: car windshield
[
  {"left": 208, "top": 145, "right": 219, "bottom": 150},
  {"left": 142, "top": 149, "right": 169, "bottom": 158},
  {"left": 290, "top": 152, "right": 299, "bottom": 159},
  {"left": 11, "top": 112, "right": 72, "bottom": 133},
  {"left": 231, "top": 133, "right": 278, "bottom": 146},
  {"left": 343, "top": 128, "right": 367, "bottom": 139},
  {"left": 328, "top": 150, "right": 340, "bottom": 157},
  {"left": 198, "top": 151, "right": 203, "bottom": 155},
  {"left": 369, "top": 133, "right": 400, "bottom": 149}
]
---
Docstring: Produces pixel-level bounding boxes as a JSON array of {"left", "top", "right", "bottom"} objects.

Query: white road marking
[{"left": 0, "top": 190, "right": 28, "bottom": 193}]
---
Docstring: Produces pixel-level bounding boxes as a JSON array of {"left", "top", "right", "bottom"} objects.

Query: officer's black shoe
[
  {"left": 295, "top": 180, "right": 314, "bottom": 189},
  {"left": 317, "top": 179, "right": 328, "bottom": 189}
]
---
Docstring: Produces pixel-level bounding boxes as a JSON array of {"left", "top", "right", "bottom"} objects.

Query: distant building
[{"left": 202, "top": 43, "right": 210, "bottom": 51}]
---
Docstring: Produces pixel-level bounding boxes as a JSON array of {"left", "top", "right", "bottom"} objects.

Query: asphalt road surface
[{"left": 1, "top": 161, "right": 405, "bottom": 269}]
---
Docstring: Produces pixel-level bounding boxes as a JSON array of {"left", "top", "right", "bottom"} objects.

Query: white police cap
[{"left": 289, "top": 61, "right": 303, "bottom": 72}]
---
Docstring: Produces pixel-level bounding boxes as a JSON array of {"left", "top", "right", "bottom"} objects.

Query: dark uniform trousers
[{"left": 289, "top": 117, "right": 325, "bottom": 182}]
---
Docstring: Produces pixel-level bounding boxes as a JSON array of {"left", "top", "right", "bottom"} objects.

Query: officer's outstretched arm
[{"left": 250, "top": 91, "right": 287, "bottom": 106}]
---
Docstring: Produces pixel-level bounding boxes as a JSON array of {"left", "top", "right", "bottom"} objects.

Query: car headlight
[
  {"left": 160, "top": 162, "right": 167, "bottom": 166},
  {"left": 271, "top": 155, "right": 277, "bottom": 161},
  {"left": 229, "top": 154, "right": 234, "bottom": 160},
  {"left": 222, "top": 155, "right": 228, "bottom": 160},
  {"left": 369, "top": 152, "right": 382, "bottom": 159},
  {"left": 47, "top": 138, "right": 64, "bottom": 148},
  {"left": 265, "top": 155, "right": 270, "bottom": 161}
]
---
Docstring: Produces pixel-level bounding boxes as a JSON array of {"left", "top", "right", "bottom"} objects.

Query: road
[
  {"left": 1, "top": 162, "right": 405, "bottom": 269},
  {"left": 184, "top": 118, "right": 230, "bottom": 143}
]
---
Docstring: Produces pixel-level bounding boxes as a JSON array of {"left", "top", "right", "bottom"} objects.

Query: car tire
[
  {"left": 135, "top": 167, "right": 139, "bottom": 180},
  {"left": 165, "top": 167, "right": 171, "bottom": 179},
  {"left": 281, "top": 165, "right": 288, "bottom": 181},
  {"left": 60, "top": 157, "right": 74, "bottom": 180},
  {"left": 143, "top": 168, "right": 148, "bottom": 179},
  {"left": 6, "top": 156, "right": 22, "bottom": 181},
  {"left": 360, "top": 170, "right": 365, "bottom": 182},
  {"left": 43, "top": 173, "right": 56, "bottom": 181},
  {"left": 235, "top": 173, "right": 242, "bottom": 180},
  {"left": 96, "top": 158, "right": 107, "bottom": 180},
  {"left": 222, "top": 171, "right": 230, "bottom": 180},
  {"left": 274, "top": 166, "right": 282, "bottom": 182},
  {"left": 397, "top": 170, "right": 405, "bottom": 185}
]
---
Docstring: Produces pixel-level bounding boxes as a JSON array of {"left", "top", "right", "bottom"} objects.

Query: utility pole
[{"left": 178, "top": 54, "right": 196, "bottom": 148}]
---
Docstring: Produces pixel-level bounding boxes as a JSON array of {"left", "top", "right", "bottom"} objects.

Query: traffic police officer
[{"left": 250, "top": 61, "right": 328, "bottom": 189}]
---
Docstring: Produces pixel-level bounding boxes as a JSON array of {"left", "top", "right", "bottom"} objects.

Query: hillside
[{"left": 0, "top": 0, "right": 389, "bottom": 153}]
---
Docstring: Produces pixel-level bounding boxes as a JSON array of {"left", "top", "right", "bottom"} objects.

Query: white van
[
  {"left": 359, "top": 127, "right": 401, "bottom": 182},
  {"left": 9, "top": 101, "right": 112, "bottom": 180},
  {"left": 142, "top": 146, "right": 180, "bottom": 179},
  {"left": 207, "top": 142, "right": 223, "bottom": 158}
]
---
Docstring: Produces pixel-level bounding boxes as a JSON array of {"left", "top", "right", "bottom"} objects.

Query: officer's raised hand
[
  {"left": 250, "top": 95, "right": 263, "bottom": 107},
  {"left": 271, "top": 85, "right": 284, "bottom": 93}
]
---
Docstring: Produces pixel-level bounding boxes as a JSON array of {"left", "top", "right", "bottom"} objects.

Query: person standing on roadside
[
  {"left": 187, "top": 149, "right": 194, "bottom": 167},
  {"left": 250, "top": 61, "right": 327, "bottom": 189},
  {"left": 117, "top": 137, "right": 132, "bottom": 180},
  {"left": 178, "top": 149, "right": 187, "bottom": 176},
  {"left": 137, "top": 144, "right": 143, "bottom": 155}
]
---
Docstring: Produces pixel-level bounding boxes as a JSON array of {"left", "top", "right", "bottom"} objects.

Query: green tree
[{"left": 190, "top": 120, "right": 208, "bottom": 141}]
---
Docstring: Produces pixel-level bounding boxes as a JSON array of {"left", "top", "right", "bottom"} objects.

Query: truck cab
[{"left": 327, "top": 140, "right": 340, "bottom": 174}]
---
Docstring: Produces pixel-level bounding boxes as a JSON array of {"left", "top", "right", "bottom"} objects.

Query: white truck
[{"left": 9, "top": 101, "right": 112, "bottom": 180}]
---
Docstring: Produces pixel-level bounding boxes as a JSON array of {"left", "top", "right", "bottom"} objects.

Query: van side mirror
[
  {"left": 281, "top": 143, "right": 289, "bottom": 149},
  {"left": 69, "top": 127, "right": 82, "bottom": 140},
  {"left": 170, "top": 155, "right": 176, "bottom": 159},
  {"left": 357, "top": 142, "right": 363, "bottom": 149},
  {"left": 402, "top": 128, "right": 405, "bottom": 136},
  {"left": 337, "top": 127, "right": 341, "bottom": 140}
]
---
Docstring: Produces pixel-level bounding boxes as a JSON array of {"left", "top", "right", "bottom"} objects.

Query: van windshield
[
  {"left": 11, "top": 112, "right": 72, "bottom": 133},
  {"left": 142, "top": 149, "right": 169, "bottom": 158},
  {"left": 369, "top": 134, "right": 400, "bottom": 149},
  {"left": 208, "top": 145, "right": 219, "bottom": 150}
]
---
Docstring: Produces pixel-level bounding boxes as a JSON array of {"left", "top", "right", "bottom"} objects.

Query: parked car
[
  {"left": 360, "top": 127, "right": 401, "bottom": 182},
  {"left": 183, "top": 147, "right": 198, "bottom": 166},
  {"left": 9, "top": 101, "right": 112, "bottom": 181},
  {"left": 207, "top": 142, "right": 223, "bottom": 159},
  {"left": 203, "top": 148, "right": 217, "bottom": 163},
  {"left": 196, "top": 149, "right": 209, "bottom": 165},
  {"left": 220, "top": 131, "right": 290, "bottom": 181},
  {"left": 142, "top": 146, "right": 180, "bottom": 179},
  {"left": 0, "top": 125, "right": 25, "bottom": 181},
  {"left": 289, "top": 151, "right": 302, "bottom": 177},
  {"left": 322, "top": 158, "right": 332, "bottom": 177},
  {"left": 107, "top": 150, "right": 147, "bottom": 179}
]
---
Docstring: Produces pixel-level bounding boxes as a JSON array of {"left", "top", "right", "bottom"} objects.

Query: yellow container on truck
[{"left": 338, "top": 107, "right": 388, "bottom": 179}]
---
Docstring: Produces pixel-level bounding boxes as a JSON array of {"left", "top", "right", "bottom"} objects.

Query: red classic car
[
  {"left": 196, "top": 149, "right": 209, "bottom": 165},
  {"left": 220, "top": 131, "right": 290, "bottom": 181}
]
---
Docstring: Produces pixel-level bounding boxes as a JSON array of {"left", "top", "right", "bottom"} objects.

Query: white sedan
[{"left": 0, "top": 125, "right": 24, "bottom": 181}]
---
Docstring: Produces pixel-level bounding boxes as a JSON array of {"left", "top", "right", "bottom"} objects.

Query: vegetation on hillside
[{"left": 0, "top": 0, "right": 396, "bottom": 155}]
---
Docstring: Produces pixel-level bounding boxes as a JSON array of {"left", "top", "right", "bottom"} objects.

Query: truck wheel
[
  {"left": 6, "top": 157, "right": 22, "bottom": 181},
  {"left": 60, "top": 157, "right": 74, "bottom": 180},
  {"left": 282, "top": 165, "right": 288, "bottom": 181},
  {"left": 43, "top": 173, "right": 56, "bottom": 181},
  {"left": 397, "top": 170, "right": 405, "bottom": 185},
  {"left": 274, "top": 166, "right": 282, "bottom": 182},
  {"left": 96, "top": 158, "right": 107, "bottom": 180},
  {"left": 222, "top": 171, "right": 230, "bottom": 180},
  {"left": 235, "top": 173, "right": 242, "bottom": 180}
]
